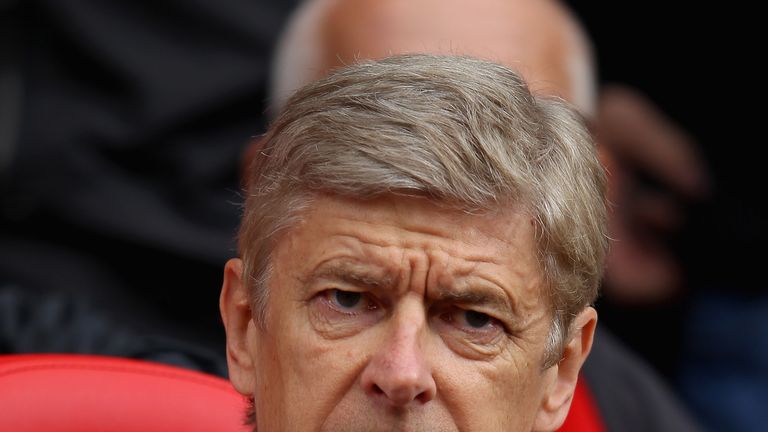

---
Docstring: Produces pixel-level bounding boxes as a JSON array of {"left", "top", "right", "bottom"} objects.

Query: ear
[
  {"left": 220, "top": 258, "right": 258, "bottom": 395},
  {"left": 533, "top": 307, "right": 598, "bottom": 431}
]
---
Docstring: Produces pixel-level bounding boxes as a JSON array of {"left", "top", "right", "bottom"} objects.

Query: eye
[
  {"left": 322, "top": 289, "right": 378, "bottom": 314},
  {"left": 443, "top": 308, "right": 498, "bottom": 331},
  {"left": 438, "top": 306, "right": 508, "bottom": 340},
  {"left": 463, "top": 310, "right": 493, "bottom": 328},
  {"left": 435, "top": 307, "right": 508, "bottom": 355}
]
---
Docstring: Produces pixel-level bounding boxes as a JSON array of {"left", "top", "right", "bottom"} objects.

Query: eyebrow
[
  {"left": 304, "top": 261, "right": 397, "bottom": 291},
  {"left": 435, "top": 289, "right": 516, "bottom": 320}
]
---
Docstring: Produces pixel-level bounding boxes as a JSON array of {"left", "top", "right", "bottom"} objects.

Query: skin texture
[{"left": 222, "top": 195, "right": 596, "bottom": 431}]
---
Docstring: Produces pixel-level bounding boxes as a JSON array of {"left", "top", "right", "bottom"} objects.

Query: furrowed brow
[
  {"left": 305, "top": 261, "right": 396, "bottom": 291},
  {"left": 437, "top": 289, "right": 516, "bottom": 319}
]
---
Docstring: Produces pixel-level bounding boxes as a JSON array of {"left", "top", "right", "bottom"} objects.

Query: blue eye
[
  {"left": 322, "top": 289, "right": 378, "bottom": 314},
  {"left": 332, "top": 289, "right": 363, "bottom": 309},
  {"left": 464, "top": 310, "right": 492, "bottom": 328},
  {"left": 436, "top": 307, "right": 506, "bottom": 352},
  {"left": 442, "top": 307, "right": 499, "bottom": 332},
  {"left": 311, "top": 289, "right": 384, "bottom": 337}
]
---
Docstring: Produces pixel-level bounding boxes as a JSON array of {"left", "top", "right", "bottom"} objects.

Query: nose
[{"left": 360, "top": 315, "right": 437, "bottom": 407}]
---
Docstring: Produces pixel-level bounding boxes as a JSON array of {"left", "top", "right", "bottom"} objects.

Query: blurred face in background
[{"left": 313, "top": 0, "right": 595, "bottom": 116}]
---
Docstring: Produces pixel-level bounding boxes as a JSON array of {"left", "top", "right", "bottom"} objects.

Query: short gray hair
[{"left": 241, "top": 54, "right": 607, "bottom": 366}]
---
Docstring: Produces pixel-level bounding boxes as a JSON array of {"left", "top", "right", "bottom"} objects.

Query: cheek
[
  {"left": 434, "top": 349, "right": 546, "bottom": 430},
  {"left": 260, "top": 300, "right": 374, "bottom": 429}
]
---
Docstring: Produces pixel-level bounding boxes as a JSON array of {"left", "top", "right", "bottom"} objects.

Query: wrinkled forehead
[
  {"left": 318, "top": 0, "right": 595, "bottom": 116},
  {"left": 277, "top": 192, "right": 545, "bottom": 282}
]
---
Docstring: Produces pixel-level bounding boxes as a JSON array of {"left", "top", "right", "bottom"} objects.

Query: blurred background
[
  {"left": 1, "top": 1, "right": 764, "bottom": 430},
  {"left": 570, "top": 4, "right": 766, "bottom": 430}
]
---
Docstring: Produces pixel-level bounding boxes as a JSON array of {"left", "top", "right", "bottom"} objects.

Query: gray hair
[{"left": 241, "top": 54, "right": 607, "bottom": 366}]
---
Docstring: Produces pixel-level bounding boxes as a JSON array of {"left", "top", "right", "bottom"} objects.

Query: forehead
[
  {"left": 291, "top": 193, "right": 533, "bottom": 247},
  {"left": 272, "top": 194, "right": 547, "bottom": 304}
]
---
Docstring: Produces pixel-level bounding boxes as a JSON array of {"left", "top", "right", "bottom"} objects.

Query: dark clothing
[
  {"left": 584, "top": 326, "right": 702, "bottom": 431},
  {"left": 0, "top": 285, "right": 227, "bottom": 375},
  {"left": 680, "top": 291, "right": 768, "bottom": 432},
  {"left": 1, "top": 0, "right": 298, "bottom": 356}
]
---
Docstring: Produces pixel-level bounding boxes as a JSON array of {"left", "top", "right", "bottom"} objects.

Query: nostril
[
  {"left": 371, "top": 384, "right": 385, "bottom": 395},
  {"left": 415, "top": 389, "right": 433, "bottom": 404}
]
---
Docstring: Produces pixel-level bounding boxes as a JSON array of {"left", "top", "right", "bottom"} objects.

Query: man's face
[{"left": 228, "top": 194, "right": 562, "bottom": 431}]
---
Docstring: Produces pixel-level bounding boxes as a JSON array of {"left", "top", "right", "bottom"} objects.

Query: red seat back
[{"left": 0, "top": 354, "right": 250, "bottom": 432}]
